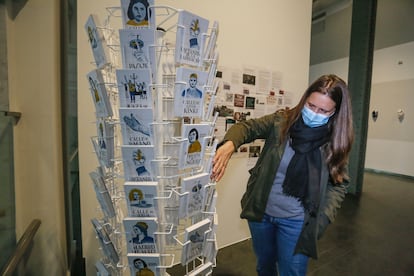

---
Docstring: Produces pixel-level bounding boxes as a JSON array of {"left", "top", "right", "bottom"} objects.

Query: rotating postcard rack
[{"left": 85, "top": 2, "right": 220, "bottom": 275}]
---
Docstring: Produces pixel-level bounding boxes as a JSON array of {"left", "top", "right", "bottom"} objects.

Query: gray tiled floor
[{"left": 167, "top": 172, "right": 414, "bottom": 275}]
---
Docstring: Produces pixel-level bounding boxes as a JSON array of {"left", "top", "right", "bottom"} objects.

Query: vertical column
[
  {"left": 0, "top": 3, "right": 16, "bottom": 272},
  {"left": 0, "top": 4, "right": 8, "bottom": 111},
  {"left": 347, "top": 0, "right": 377, "bottom": 195}
]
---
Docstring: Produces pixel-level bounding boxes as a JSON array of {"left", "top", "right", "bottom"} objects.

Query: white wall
[
  {"left": 310, "top": 41, "right": 414, "bottom": 177},
  {"left": 78, "top": 1, "right": 312, "bottom": 274},
  {"left": 7, "top": 0, "right": 67, "bottom": 275}
]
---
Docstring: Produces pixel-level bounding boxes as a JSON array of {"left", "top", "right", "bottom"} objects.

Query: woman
[
  {"left": 188, "top": 128, "right": 202, "bottom": 153},
  {"left": 133, "top": 258, "right": 155, "bottom": 276},
  {"left": 211, "top": 74, "right": 354, "bottom": 276}
]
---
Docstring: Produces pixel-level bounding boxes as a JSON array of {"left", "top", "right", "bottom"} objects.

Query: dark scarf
[{"left": 282, "top": 118, "right": 330, "bottom": 216}]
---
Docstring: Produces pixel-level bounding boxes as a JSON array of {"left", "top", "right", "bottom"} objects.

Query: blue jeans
[{"left": 248, "top": 214, "right": 308, "bottom": 276}]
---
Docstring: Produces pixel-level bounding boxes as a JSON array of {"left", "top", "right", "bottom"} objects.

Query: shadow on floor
[{"left": 168, "top": 172, "right": 414, "bottom": 275}]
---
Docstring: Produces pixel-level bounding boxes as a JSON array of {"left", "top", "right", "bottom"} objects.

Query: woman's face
[
  {"left": 305, "top": 92, "right": 336, "bottom": 116},
  {"left": 132, "top": 2, "right": 146, "bottom": 22},
  {"left": 134, "top": 259, "right": 144, "bottom": 269},
  {"left": 188, "top": 131, "right": 197, "bottom": 143}
]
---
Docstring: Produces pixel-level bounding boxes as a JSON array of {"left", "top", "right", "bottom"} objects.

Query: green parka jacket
[{"left": 221, "top": 111, "right": 347, "bottom": 259}]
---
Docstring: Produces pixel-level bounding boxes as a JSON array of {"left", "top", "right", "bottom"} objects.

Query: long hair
[{"left": 280, "top": 74, "right": 354, "bottom": 183}]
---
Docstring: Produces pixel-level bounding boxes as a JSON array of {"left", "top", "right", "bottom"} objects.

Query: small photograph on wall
[
  {"left": 216, "top": 70, "right": 223, "bottom": 78},
  {"left": 249, "top": 145, "right": 261, "bottom": 158},
  {"left": 225, "top": 93, "right": 234, "bottom": 103},
  {"left": 234, "top": 94, "right": 245, "bottom": 108},
  {"left": 223, "top": 82, "right": 231, "bottom": 91},
  {"left": 242, "top": 73, "right": 256, "bottom": 85},
  {"left": 245, "top": 96, "right": 256, "bottom": 109},
  {"left": 239, "top": 145, "right": 248, "bottom": 153}
]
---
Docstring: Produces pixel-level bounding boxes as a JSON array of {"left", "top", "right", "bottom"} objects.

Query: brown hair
[{"left": 280, "top": 74, "right": 354, "bottom": 183}]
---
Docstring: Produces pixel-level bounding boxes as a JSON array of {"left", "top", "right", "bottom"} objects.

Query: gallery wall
[
  {"left": 78, "top": 0, "right": 313, "bottom": 274},
  {"left": 309, "top": 0, "right": 414, "bottom": 178},
  {"left": 310, "top": 41, "right": 414, "bottom": 177}
]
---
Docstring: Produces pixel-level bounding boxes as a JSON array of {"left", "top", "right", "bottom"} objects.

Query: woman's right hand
[{"left": 211, "top": 140, "right": 235, "bottom": 182}]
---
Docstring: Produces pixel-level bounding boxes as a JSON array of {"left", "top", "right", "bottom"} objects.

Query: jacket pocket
[{"left": 241, "top": 164, "right": 261, "bottom": 206}]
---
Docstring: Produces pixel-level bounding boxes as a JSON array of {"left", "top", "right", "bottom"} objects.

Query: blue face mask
[{"left": 301, "top": 105, "right": 333, "bottom": 128}]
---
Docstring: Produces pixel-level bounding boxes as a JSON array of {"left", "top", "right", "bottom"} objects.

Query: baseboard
[
  {"left": 364, "top": 168, "right": 414, "bottom": 181},
  {"left": 218, "top": 237, "right": 251, "bottom": 250}
]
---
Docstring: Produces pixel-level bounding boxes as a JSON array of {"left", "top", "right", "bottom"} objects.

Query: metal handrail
[
  {"left": 1, "top": 219, "right": 41, "bottom": 276},
  {"left": 0, "top": 111, "right": 21, "bottom": 143}
]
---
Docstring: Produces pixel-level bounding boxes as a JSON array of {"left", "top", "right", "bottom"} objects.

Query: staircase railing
[{"left": 1, "top": 219, "right": 41, "bottom": 276}]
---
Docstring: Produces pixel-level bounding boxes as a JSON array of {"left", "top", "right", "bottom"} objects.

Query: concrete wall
[
  {"left": 7, "top": 0, "right": 67, "bottom": 275},
  {"left": 310, "top": 0, "right": 414, "bottom": 65}
]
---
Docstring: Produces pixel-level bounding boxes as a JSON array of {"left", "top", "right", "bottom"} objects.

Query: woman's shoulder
[
  {"left": 257, "top": 109, "right": 287, "bottom": 125},
  {"left": 275, "top": 108, "right": 288, "bottom": 119}
]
